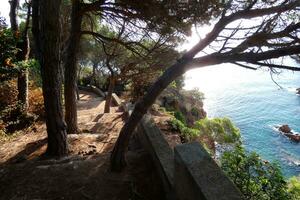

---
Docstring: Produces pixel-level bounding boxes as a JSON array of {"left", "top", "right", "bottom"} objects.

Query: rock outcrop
[
  {"left": 156, "top": 88, "right": 206, "bottom": 126},
  {"left": 279, "top": 124, "right": 291, "bottom": 133},
  {"left": 277, "top": 124, "right": 300, "bottom": 142}
]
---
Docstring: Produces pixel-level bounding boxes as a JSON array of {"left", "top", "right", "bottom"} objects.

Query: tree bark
[
  {"left": 64, "top": 0, "right": 82, "bottom": 134},
  {"left": 9, "top": 0, "right": 19, "bottom": 33},
  {"left": 16, "top": 3, "right": 31, "bottom": 113},
  {"left": 110, "top": 58, "right": 189, "bottom": 171},
  {"left": 104, "top": 75, "right": 115, "bottom": 113},
  {"left": 17, "top": 68, "right": 28, "bottom": 112},
  {"left": 32, "top": 0, "right": 68, "bottom": 156}
]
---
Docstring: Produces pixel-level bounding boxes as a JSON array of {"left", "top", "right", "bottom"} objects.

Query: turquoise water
[{"left": 185, "top": 62, "right": 300, "bottom": 177}]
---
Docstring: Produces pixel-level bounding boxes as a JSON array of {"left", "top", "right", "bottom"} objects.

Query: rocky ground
[{"left": 0, "top": 90, "right": 165, "bottom": 200}]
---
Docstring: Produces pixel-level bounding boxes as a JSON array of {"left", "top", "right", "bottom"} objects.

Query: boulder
[
  {"left": 279, "top": 124, "right": 291, "bottom": 133},
  {"left": 285, "top": 133, "right": 300, "bottom": 142}
]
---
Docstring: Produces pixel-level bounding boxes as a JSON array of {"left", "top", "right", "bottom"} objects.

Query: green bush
[
  {"left": 288, "top": 176, "right": 300, "bottom": 200},
  {"left": 194, "top": 117, "right": 240, "bottom": 144},
  {"left": 168, "top": 118, "right": 199, "bottom": 142},
  {"left": 174, "top": 111, "right": 186, "bottom": 125},
  {"left": 221, "top": 146, "right": 292, "bottom": 200},
  {"left": 0, "top": 28, "right": 20, "bottom": 66}
]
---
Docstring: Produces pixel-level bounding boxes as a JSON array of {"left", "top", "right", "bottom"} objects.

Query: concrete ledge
[
  {"left": 137, "top": 115, "right": 175, "bottom": 199},
  {"left": 174, "top": 142, "right": 243, "bottom": 200}
]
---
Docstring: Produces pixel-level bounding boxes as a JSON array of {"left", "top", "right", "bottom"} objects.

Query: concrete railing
[
  {"left": 136, "top": 115, "right": 175, "bottom": 199},
  {"left": 174, "top": 143, "right": 243, "bottom": 200},
  {"left": 124, "top": 103, "right": 243, "bottom": 200}
]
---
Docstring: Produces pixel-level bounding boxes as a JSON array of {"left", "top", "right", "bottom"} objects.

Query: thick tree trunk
[
  {"left": 110, "top": 59, "right": 189, "bottom": 171},
  {"left": 32, "top": 0, "right": 68, "bottom": 156},
  {"left": 64, "top": 0, "right": 82, "bottom": 134},
  {"left": 9, "top": 0, "right": 19, "bottom": 33},
  {"left": 104, "top": 75, "right": 115, "bottom": 113}
]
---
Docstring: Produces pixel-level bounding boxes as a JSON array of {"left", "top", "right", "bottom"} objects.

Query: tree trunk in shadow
[
  {"left": 110, "top": 59, "right": 188, "bottom": 171},
  {"left": 104, "top": 75, "right": 115, "bottom": 113},
  {"left": 32, "top": 0, "right": 68, "bottom": 156},
  {"left": 9, "top": 0, "right": 19, "bottom": 33},
  {"left": 64, "top": 0, "right": 82, "bottom": 134}
]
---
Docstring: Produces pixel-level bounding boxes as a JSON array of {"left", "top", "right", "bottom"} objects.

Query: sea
[{"left": 184, "top": 61, "right": 300, "bottom": 178}]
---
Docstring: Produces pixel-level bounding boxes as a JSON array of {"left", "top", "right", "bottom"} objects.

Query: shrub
[
  {"left": 0, "top": 80, "right": 18, "bottom": 110},
  {"left": 168, "top": 118, "right": 199, "bottom": 142},
  {"left": 221, "top": 146, "right": 291, "bottom": 200},
  {"left": 288, "top": 176, "right": 300, "bottom": 200},
  {"left": 174, "top": 111, "right": 186, "bottom": 125},
  {"left": 168, "top": 118, "right": 185, "bottom": 132},
  {"left": 194, "top": 117, "right": 240, "bottom": 144},
  {"left": 28, "top": 86, "right": 44, "bottom": 118}
]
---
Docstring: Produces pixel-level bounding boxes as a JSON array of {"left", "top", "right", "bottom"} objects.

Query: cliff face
[{"left": 156, "top": 87, "right": 206, "bottom": 126}]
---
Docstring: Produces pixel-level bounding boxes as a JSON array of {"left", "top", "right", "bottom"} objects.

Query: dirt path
[{"left": 0, "top": 90, "right": 165, "bottom": 200}]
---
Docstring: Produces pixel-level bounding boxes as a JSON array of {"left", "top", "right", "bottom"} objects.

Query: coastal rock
[
  {"left": 156, "top": 88, "right": 206, "bottom": 126},
  {"left": 286, "top": 133, "right": 300, "bottom": 142},
  {"left": 277, "top": 124, "right": 300, "bottom": 142},
  {"left": 279, "top": 124, "right": 291, "bottom": 133}
]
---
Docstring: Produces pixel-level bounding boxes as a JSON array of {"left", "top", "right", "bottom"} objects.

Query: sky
[{"left": 0, "top": 0, "right": 11, "bottom": 25}]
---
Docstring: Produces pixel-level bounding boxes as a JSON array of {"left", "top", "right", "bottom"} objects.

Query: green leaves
[
  {"left": 194, "top": 117, "right": 241, "bottom": 144},
  {"left": 288, "top": 176, "right": 300, "bottom": 200},
  {"left": 221, "top": 147, "right": 292, "bottom": 200},
  {"left": 0, "top": 28, "right": 20, "bottom": 66}
]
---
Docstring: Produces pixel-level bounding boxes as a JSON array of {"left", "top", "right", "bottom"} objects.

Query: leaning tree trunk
[
  {"left": 64, "top": 0, "right": 82, "bottom": 134},
  {"left": 110, "top": 59, "right": 189, "bottom": 171},
  {"left": 32, "top": 0, "right": 68, "bottom": 156},
  {"left": 104, "top": 75, "right": 115, "bottom": 113}
]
